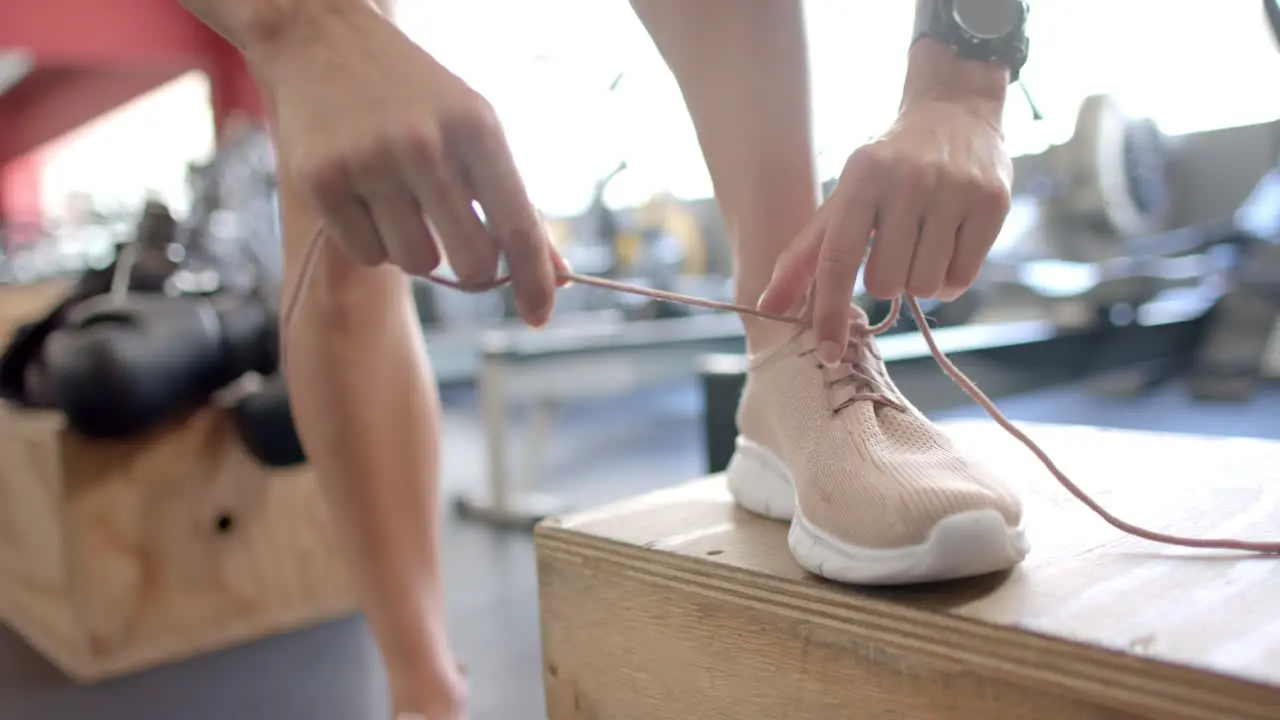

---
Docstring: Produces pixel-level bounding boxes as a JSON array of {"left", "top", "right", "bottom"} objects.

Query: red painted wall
[
  {"left": 0, "top": 152, "right": 42, "bottom": 229},
  {"left": 209, "top": 49, "right": 267, "bottom": 132},
  {"left": 0, "top": 0, "right": 267, "bottom": 226},
  {"left": 0, "top": 0, "right": 214, "bottom": 68},
  {"left": 0, "top": 67, "right": 188, "bottom": 165}
]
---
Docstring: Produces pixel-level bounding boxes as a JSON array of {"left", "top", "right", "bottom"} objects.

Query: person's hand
[
  {"left": 758, "top": 96, "right": 1012, "bottom": 365},
  {"left": 253, "top": 4, "right": 565, "bottom": 327}
]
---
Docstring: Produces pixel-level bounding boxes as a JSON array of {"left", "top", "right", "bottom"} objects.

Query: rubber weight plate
[{"left": 1055, "top": 94, "right": 1173, "bottom": 241}]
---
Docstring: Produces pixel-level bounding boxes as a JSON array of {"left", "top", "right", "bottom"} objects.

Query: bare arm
[
  {"left": 178, "top": 0, "right": 385, "bottom": 64},
  {"left": 181, "top": 0, "right": 464, "bottom": 714},
  {"left": 275, "top": 165, "right": 457, "bottom": 711}
]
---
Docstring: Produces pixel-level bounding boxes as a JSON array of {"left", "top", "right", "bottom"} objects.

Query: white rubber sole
[
  {"left": 724, "top": 436, "right": 796, "bottom": 521},
  {"left": 789, "top": 507, "right": 1030, "bottom": 585},
  {"left": 725, "top": 437, "right": 1030, "bottom": 585}
]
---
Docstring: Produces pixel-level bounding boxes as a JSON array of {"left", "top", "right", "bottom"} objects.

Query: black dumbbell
[
  {"left": 231, "top": 373, "right": 306, "bottom": 468},
  {"left": 43, "top": 293, "right": 277, "bottom": 439}
]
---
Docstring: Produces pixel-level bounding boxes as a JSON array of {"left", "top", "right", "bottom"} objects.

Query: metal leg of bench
[
  {"left": 522, "top": 397, "right": 559, "bottom": 484},
  {"left": 455, "top": 357, "right": 572, "bottom": 529}
]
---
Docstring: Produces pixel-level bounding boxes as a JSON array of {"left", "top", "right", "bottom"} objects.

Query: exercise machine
[
  {"left": 455, "top": 311, "right": 746, "bottom": 528},
  {"left": 1182, "top": 0, "right": 1280, "bottom": 399},
  {"left": 0, "top": 123, "right": 305, "bottom": 466},
  {"left": 979, "top": 94, "right": 1194, "bottom": 321}
]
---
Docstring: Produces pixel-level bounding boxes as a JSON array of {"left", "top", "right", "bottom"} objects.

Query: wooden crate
[
  {"left": 536, "top": 420, "right": 1280, "bottom": 720},
  {"left": 0, "top": 280, "right": 70, "bottom": 335},
  {"left": 0, "top": 403, "right": 356, "bottom": 681}
]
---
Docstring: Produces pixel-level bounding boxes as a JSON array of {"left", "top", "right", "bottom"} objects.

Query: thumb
[
  {"left": 757, "top": 214, "right": 825, "bottom": 314},
  {"left": 538, "top": 214, "right": 574, "bottom": 288},
  {"left": 549, "top": 246, "right": 574, "bottom": 288}
]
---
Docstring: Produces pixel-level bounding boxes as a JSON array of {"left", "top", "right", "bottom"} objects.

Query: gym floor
[{"left": 2, "top": 376, "right": 1277, "bottom": 720}]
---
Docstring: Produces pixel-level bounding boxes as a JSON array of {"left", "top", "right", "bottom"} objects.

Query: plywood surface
[
  {"left": 538, "top": 420, "right": 1280, "bottom": 717},
  {"left": 0, "top": 403, "right": 356, "bottom": 681},
  {"left": 0, "top": 280, "right": 68, "bottom": 337}
]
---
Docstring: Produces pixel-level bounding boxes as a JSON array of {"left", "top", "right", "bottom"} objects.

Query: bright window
[
  {"left": 405, "top": 0, "right": 1280, "bottom": 216},
  {"left": 38, "top": 71, "right": 215, "bottom": 221},
  {"left": 37, "top": 1, "right": 1280, "bottom": 221}
]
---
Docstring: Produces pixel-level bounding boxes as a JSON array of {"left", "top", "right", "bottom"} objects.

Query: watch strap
[{"left": 912, "top": 0, "right": 1030, "bottom": 84}]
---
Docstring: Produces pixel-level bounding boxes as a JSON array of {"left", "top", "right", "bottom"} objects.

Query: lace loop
[{"left": 826, "top": 300, "right": 906, "bottom": 414}]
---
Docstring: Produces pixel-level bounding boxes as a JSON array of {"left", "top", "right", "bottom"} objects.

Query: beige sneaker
[{"left": 725, "top": 311, "right": 1029, "bottom": 585}]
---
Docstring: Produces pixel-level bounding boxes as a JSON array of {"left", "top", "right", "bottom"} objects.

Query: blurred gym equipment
[
  {"left": 0, "top": 127, "right": 351, "bottom": 683},
  {"left": 956, "top": 90, "right": 1280, "bottom": 400},
  {"left": 1182, "top": 1, "right": 1280, "bottom": 399},
  {"left": 1185, "top": 168, "right": 1280, "bottom": 400},
  {"left": 43, "top": 291, "right": 277, "bottom": 439},
  {"left": 981, "top": 94, "right": 1195, "bottom": 319},
  {"left": 610, "top": 191, "right": 694, "bottom": 321},
  {"left": 0, "top": 222, "right": 115, "bottom": 286},
  {"left": 0, "top": 202, "right": 181, "bottom": 411},
  {"left": 232, "top": 373, "right": 306, "bottom": 467},
  {"left": 1269, "top": 0, "right": 1280, "bottom": 48},
  {"left": 0, "top": 125, "right": 302, "bottom": 457},
  {"left": 178, "top": 121, "right": 284, "bottom": 301},
  {"left": 420, "top": 72, "right": 717, "bottom": 330},
  {"left": 455, "top": 311, "right": 746, "bottom": 527}
]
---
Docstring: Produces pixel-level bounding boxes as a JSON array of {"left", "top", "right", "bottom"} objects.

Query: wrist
[
  {"left": 182, "top": 0, "right": 384, "bottom": 78},
  {"left": 900, "top": 37, "right": 1008, "bottom": 122}
]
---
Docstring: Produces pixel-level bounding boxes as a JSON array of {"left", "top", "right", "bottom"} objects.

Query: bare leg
[
  {"left": 265, "top": 7, "right": 465, "bottom": 717},
  {"left": 632, "top": 0, "right": 818, "bottom": 351}
]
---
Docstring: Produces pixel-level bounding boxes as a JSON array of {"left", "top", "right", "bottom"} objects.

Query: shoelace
[
  {"left": 807, "top": 306, "right": 908, "bottom": 415},
  {"left": 286, "top": 226, "right": 1280, "bottom": 554}
]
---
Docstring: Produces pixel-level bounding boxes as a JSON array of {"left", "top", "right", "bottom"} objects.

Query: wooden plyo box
[
  {"left": 0, "top": 403, "right": 356, "bottom": 681},
  {"left": 0, "top": 280, "right": 70, "bottom": 334},
  {"left": 536, "top": 420, "right": 1280, "bottom": 720}
]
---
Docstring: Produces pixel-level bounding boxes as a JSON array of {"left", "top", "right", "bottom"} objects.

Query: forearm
[
  {"left": 631, "top": 0, "right": 818, "bottom": 292},
  {"left": 260, "top": 1, "right": 451, "bottom": 679},
  {"left": 275, "top": 180, "right": 452, "bottom": 684},
  {"left": 901, "top": 38, "right": 1010, "bottom": 127},
  {"left": 179, "top": 0, "right": 394, "bottom": 69}
]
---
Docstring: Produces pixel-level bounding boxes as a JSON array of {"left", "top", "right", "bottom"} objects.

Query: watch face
[{"left": 951, "top": 0, "right": 1021, "bottom": 39}]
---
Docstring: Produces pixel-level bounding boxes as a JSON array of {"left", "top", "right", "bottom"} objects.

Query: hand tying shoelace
[{"left": 287, "top": 225, "right": 1280, "bottom": 555}]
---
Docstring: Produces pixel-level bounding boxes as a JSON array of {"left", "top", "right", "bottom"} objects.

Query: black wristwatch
[{"left": 912, "top": 0, "right": 1030, "bottom": 83}]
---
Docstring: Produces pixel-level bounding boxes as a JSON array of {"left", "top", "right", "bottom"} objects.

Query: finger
[
  {"left": 549, "top": 245, "right": 574, "bottom": 287},
  {"left": 942, "top": 186, "right": 1010, "bottom": 299},
  {"left": 310, "top": 178, "right": 387, "bottom": 266},
  {"left": 358, "top": 185, "right": 441, "bottom": 277},
  {"left": 943, "top": 213, "right": 1002, "bottom": 299},
  {"left": 394, "top": 140, "right": 500, "bottom": 287},
  {"left": 813, "top": 194, "right": 876, "bottom": 365},
  {"left": 538, "top": 215, "right": 574, "bottom": 288},
  {"left": 906, "top": 204, "right": 960, "bottom": 299},
  {"left": 462, "top": 123, "right": 557, "bottom": 327},
  {"left": 757, "top": 208, "right": 827, "bottom": 314},
  {"left": 862, "top": 194, "right": 924, "bottom": 300}
]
